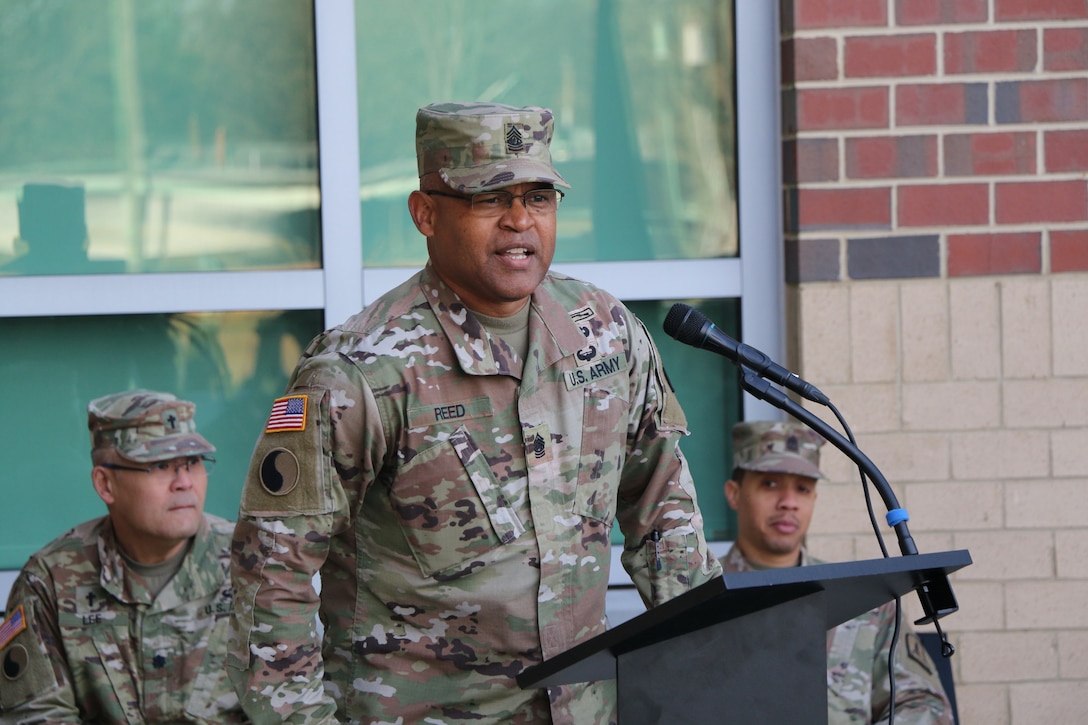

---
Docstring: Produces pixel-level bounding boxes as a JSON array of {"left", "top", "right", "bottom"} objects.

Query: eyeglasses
[
  {"left": 424, "top": 188, "right": 564, "bottom": 217},
  {"left": 101, "top": 455, "right": 216, "bottom": 477}
]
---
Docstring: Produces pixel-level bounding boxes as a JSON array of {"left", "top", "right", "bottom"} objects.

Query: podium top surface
[{"left": 518, "top": 548, "right": 972, "bottom": 689}]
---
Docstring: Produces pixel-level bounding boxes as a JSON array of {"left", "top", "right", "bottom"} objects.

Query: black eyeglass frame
[
  {"left": 99, "top": 454, "right": 216, "bottom": 475},
  {"left": 423, "top": 188, "right": 564, "bottom": 215}
]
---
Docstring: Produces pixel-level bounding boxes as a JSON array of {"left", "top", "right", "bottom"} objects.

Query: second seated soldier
[{"left": 227, "top": 101, "right": 722, "bottom": 724}]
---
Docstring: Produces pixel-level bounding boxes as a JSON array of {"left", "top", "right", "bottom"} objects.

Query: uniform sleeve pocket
[
  {"left": 571, "top": 387, "right": 628, "bottom": 524},
  {"left": 0, "top": 605, "right": 60, "bottom": 711}
]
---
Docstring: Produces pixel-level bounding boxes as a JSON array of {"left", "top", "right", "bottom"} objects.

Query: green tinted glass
[
  {"left": 0, "top": 310, "right": 325, "bottom": 569},
  {"left": 622, "top": 299, "right": 742, "bottom": 543},
  {"left": 0, "top": 0, "right": 320, "bottom": 276},
  {"left": 356, "top": 0, "right": 737, "bottom": 266}
]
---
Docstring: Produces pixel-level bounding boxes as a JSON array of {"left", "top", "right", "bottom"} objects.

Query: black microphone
[{"left": 662, "top": 303, "right": 830, "bottom": 406}]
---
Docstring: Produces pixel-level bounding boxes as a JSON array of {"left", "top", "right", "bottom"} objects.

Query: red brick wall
[{"left": 781, "top": 0, "right": 1088, "bottom": 282}]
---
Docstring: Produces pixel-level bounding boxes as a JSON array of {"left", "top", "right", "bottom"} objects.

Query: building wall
[{"left": 780, "top": 1, "right": 1088, "bottom": 723}]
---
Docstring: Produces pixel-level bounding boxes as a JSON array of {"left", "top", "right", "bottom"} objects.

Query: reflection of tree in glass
[
  {"left": 353, "top": 1, "right": 738, "bottom": 263},
  {"left": 0, "top": 0, "right": 316, "bottom": 171}
]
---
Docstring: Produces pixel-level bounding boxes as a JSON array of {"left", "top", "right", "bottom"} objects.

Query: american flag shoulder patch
[
  {"left": 0, "top": 604, "right": 26, "bottom": 649},
  {"left": 265, "top": 394, "right": 308, "bottom": 433}
]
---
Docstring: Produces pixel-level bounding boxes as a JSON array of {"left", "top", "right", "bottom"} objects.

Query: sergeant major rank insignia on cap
[{"left": 505, "top": 123, "right": 526, "bottom": 154}]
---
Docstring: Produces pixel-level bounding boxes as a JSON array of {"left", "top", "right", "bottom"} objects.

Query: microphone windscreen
[{"left": 663, "top": 303, "right": 708, "bottom": 346}]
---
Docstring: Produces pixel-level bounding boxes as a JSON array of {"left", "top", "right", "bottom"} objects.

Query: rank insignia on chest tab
[
  {"left": 0, "top": 605, "right": 26, "bottom": 650},
  {"left": 265, "top": 395, "right": 307, "bottom": 433},
  {"left": 904, "top": 632, "right": 934, "bottom": 675},
  {"left": 524, "top": 424, "right": 552, "bottom": 464}
]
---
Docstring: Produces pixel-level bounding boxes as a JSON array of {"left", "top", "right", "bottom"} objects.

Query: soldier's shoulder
[
  {"left": 13, "top": 517, "right": 106, "bottom": 597},
  {"left": 203, "top": 512, "right": 236, "bottom": 537},
  {"left": 24, "top": 516, "right": 105, "bottom": 564},
  {"left": 340, "top": 271, "right": 428, "bottom": 336},
  {"left": 543, "top": 270, "right": 620, "bottom": 302}
]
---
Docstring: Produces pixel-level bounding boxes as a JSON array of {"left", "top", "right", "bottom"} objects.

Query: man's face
[
  {"left": 725, "top": 470, "right": 818, "bottom": 568},
  {"left": 93, "top": 453, "right": 208, "bottom": 563},
  {"left": 409, "top": 181, "right": 558, "bottom": 317}
]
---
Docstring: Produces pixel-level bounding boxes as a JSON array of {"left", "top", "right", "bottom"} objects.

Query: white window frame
[{"left": 0, "top": 0, "right": 782, "bottom": 605}]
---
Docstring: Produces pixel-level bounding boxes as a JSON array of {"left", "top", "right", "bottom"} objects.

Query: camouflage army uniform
[
  {"left": 721, "top": 546, "right": 952, "bottom": 725},
  {"left": 0, "top": 514, "right": 245, "bottom": 723},
  {"left": 228, "top": 263, "right": 722, "bottom": 724}
]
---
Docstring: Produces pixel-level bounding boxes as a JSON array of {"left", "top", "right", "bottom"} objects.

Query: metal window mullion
[
  {"left": 736, "top": 0, "right": 785, "bottom": 422},
  {"left": 314, "top": 0, "right": 364, "bottom": 329}
]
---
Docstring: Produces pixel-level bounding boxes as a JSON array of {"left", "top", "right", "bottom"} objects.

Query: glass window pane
[
  {"left": 0, "top": 0, "right": 321, "bottom": 276},
  {"left": 625, "top": 298, "right": 742, "bottom": 542},
  {"left": 356, "top": 0, "right": 737, "bottom": 266},
  {"left": 0, "top": 309, "right": 325, "bottom": 569}
]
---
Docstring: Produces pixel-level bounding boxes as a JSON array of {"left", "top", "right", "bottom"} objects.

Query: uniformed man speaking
[
  {"left": 0, "top": 389, "right": 246, "bottom": 723},
  {"left": 227, "top": 102, "right": 722, "bottom": 724}
]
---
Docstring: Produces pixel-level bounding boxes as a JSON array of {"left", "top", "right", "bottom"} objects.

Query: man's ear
[
  {"left": 724, "top": 478, "right": 740, "bottom": 511},
  {"left": 407, "top": 190, "right": 436, "bottom": 237},
  {"left": 92, "top": 466, "right": 115, "bottom": 506}
]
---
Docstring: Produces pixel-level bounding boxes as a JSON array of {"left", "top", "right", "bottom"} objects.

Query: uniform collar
[
  {"left": 98, "top": 515, "right": 221, "bottom": 607},
  {"left": 722, "top": 543, "right": 811, "bottom": 572},
  {"left": 419, "top": 263, "right": 590, "bottom": 378}
]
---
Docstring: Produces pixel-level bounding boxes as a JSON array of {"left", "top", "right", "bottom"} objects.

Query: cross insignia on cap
[{"left": 165, "top": 412, "right": 178, "bottom": 431}]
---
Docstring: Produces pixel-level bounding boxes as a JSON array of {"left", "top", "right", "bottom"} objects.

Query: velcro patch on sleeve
[
  {"left": 0, "top": 602, "right": 60, "bottom": 709},
  {"left": 241, "top": 390, "right": 333, "bottom": 516},
  {"left": 0, "top": 605, "right": 26, "bottom": 650},
  {"left": 264, "top": 394, "right": 308, "bottom": 433}
]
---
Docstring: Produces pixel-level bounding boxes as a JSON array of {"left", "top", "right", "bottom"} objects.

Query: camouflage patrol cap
[
  {"left": 416, "top": 101, "right": 571, "bottom": 193},
  {"left": 732, "top": 420, "right": 825, "bottom": 479},
  {"left": 88, "top": 389, "right": 215, "bottom": 463}
]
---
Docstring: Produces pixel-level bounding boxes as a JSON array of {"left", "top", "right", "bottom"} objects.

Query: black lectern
[{"left": 517, "top": 549, "right": 972, "bottom": 724}]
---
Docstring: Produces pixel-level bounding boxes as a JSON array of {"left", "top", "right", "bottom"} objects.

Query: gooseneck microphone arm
[
  {"left": 662, "top": 303, "right": 962, "bottom": 626},
  {"left": 662, "top": 302, "right": 918, "bottom": 556},
  {"left": 742, "top": 371, "right": 961, "bottom": 628}
]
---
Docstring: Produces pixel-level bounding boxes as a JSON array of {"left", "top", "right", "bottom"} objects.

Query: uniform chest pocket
[
  {"left": 390, "top": 425, "right": 527, "bottom": 579},
  {"left": 59, "top": 610, "right": 137, "bottom": 722},
  {"left": 572, "top": 386, "right": 629, "bottom": 524}
]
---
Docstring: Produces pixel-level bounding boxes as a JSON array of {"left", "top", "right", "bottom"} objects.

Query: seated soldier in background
[
  {"left": 724, "top": 420, "right": 952, "bottom": 725},
  {"left": 0, "top": 389, "right": 247, "bottom": 723}
]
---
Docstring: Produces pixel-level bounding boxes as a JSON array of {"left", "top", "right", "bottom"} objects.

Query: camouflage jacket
[
  {"left": 228, "top": 264, "right": 721, "bottom": 724},
  {"left": 0, "top": 514, "right": 245, "bottom": 724},
  {"left": 721, "top": 546, "right": 952, "bottom": 725}
]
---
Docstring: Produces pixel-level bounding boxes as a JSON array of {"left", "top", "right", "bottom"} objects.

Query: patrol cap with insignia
[
  {"left": 416, "top": 101, "right": 571, "bottom": 193},
  {"left": 88, "top": 389, "right": 216, "bottom": 463},
  {"left": 732, "top": 420, "right": 825, "bottom": 479}
]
